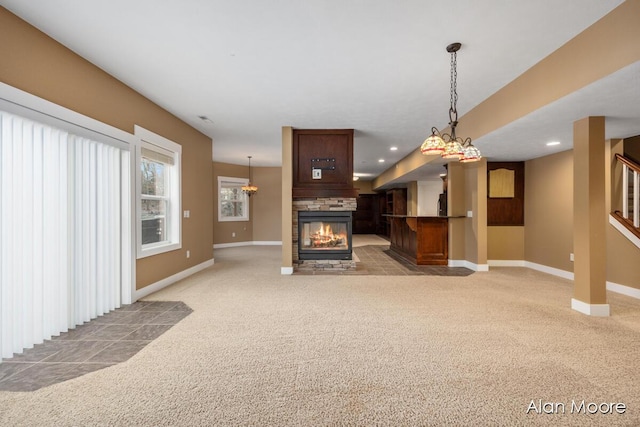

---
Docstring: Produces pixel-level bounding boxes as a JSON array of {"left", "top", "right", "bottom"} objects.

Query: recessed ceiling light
[
  {"left": 390, "top": 146, "right": 398, "bottom": 151},
  {"left": 546, "top": 141, "right": 560, "bottom": 146},
  {"left": 378, "top": 159, "right": 385, "bottom": 163},
  {"left": 353, "top": 176, "right": 360, "bottom": 181}
]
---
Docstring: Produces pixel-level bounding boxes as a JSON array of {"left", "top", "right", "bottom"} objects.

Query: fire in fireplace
[{"left": 298, "top": 211, "right": 352, "bottom": 260}]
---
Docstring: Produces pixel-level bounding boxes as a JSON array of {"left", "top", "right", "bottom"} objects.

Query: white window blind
[{"left": 0, "top": 110, "right": 131, "bottom": 360}]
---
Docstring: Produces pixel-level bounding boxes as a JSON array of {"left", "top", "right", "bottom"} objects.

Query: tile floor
[
  {"left": 0, "top": 300, "right": 192, "bottom": 392},
  {"left": 355, "top": 245, "right": 474, "bottom": 276},
  {"left": 296, "top": 244, "right": 474, "bottom": 276}
]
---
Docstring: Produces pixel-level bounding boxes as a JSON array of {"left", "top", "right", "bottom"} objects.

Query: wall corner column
[
  {"left": 281, "top": 126, "right": 293, "bottom": 274},
  {"left": 447, "top": 162, "right": 465, "bottom": 264},
  {"left": 473, "top": 158, "right": 488, "bottom": 269},
  {"left": 572, "top": 116, "right": 608, "bottom": 316}
]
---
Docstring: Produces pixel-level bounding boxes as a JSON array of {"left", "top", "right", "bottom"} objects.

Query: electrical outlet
[
  {"left": 467, "top": 210, "right": 473, "bottom": 218},
  {"left": 183, "top": 210, "right": 190, "bottom": 218},
  {"left": 186, "top": 250, "right": 190, "bottom": 258},
  {"left": 232, "top": 232, "right": 236, "bottom": 237}
]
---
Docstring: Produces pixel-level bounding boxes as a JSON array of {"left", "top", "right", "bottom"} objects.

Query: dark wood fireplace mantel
[{"left": 292, "top": 129, "right": 357, "bottom": 198}]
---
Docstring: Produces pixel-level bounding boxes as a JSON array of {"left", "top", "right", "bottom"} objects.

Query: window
[
  {"left": 218, "top": 176, "right": 249, "bottom": 222},
  {"left": 135, "top": 126, "right": 181, "bottom": 258}
]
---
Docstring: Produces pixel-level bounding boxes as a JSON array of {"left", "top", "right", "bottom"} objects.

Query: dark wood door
[{"left": 353, "top": 194, "right": 377, "bottom": 234}]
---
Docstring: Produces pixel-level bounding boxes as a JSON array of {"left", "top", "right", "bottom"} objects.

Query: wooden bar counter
[{"left": 384, "top": 215, "right": 457, "bottom": 265}]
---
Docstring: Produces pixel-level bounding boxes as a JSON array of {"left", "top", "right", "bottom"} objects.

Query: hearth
[{"left": 298, "top": 211, "right": 352, "bottom": 260}]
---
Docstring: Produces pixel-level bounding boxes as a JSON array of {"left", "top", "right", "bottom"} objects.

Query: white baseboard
[
  {"left": 448, "top": 260, "right": 489, "bottom": 271},
  {"left": 281, "top": 267, "right": 293, "bottom": 275},
  {"left": 571, "top": 298, "right": 610, "bottom": 317},
  {"left": 524, "top": 261, "right": 574, "bottom": 281},
  {"left": 486, "top": 258, "right": 640, "bottom": 302},
  {"left": 213, "top": 241, "right": 282, "bottom": 249},
  {"left": 133, "top": 258, "right": 215, "bottom": 301},
  {"left": 607, "top": 281, "right": 640, "bottom": 300},
  {"left": 488, "top": 260, "right": 526, "bottom": 267}
]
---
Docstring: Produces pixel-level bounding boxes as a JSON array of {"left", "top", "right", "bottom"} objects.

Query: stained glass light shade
[
  {"left": 459, "top": 144, "right": 482, "bottom": 163},
  {"left": 420, "top": 131, "right": 446, "bottom": 154},
  {"left": 441, "top": 140, "right": 464, "bottom": 160}
]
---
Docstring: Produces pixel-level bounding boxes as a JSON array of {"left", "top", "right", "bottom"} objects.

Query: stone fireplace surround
[{"left": 293, "top": 197, "right": 357, "bottom": 272}]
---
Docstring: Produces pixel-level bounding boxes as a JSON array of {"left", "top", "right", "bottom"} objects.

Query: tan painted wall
[
  {"left": 524, "top": 150, "right": 574, "bottom": 272},
  {"left": 608, "top": 138, "right": 640, "bottom": 290},
  {"left": 213, "top": 162, "right": 253, "bottom": 245},
  {"left": 488, "top": 227, "right": 525, "bottom": 260},
  {"left": 0, "top": 9, "right": 214, "bottom": 289},
  {"left": 607, "top": 226, "right": 640, "bottom": 290},
  {"left": 281, "top": 127, "right": 293, "bottom": 269},
  {"left": 355, "top": 180, "right": 377, "bottom": 195},
  {"left": 448, "top": 163, "right": 466, "bottom": 260},
  {"left": 447, "top": 160, "right": 487, "bottom": 265},
  {"left": 464, "top": 159, "right": 487, "bottom": 265},
  {"left": 525, "top": 145, "right": 640, "bottom": 289},
  {"left": 407, "top": 182, "right": 418, "bottom": 217},
  {"left": 212, "top": 163, "right": 281, "bottom": 244},
  {"left": 252, "top": 167, "right": 283, "bottom": 242},
  {"left": 573, "top": 117, "right": 606, "bottom": 304}
]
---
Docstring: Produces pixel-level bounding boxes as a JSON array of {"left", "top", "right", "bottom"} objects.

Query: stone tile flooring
[
  {"left": 0, "top": 301, "right": 192, "bottom": 392},
  {"left": 296, "top": 244, "right": 474, "bottom": 276},
  {"left": 356, "top": 245, "right": 474, "bottom": 276}
]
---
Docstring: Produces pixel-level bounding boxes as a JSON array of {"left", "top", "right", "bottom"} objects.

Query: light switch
[{"left": 183, "top": 210, "right": 190, "bottom": 218}]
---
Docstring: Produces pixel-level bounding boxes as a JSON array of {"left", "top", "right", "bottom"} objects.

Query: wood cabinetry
[
  {"left": 381, "top": 188, "right": 407, "bottom": 236},
  {"left": 387, "top": 189, "right": 407, "bottom": 215},
  {"left": 388, "top": 216, "right": 449, "bottom": 265}
]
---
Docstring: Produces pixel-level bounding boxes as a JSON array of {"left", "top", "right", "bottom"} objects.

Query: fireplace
[{"left": 298, "top": 211, "right": 352, "bottom": 260}]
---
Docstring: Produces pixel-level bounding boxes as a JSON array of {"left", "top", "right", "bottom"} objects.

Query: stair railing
[{"left": 616, "top": 153, "right": 639, "bottom": 229}]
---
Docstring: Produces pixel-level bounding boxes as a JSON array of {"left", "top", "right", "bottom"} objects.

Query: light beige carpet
[{"left": 1, "top": 245, "right": 640, "bottom": 426}]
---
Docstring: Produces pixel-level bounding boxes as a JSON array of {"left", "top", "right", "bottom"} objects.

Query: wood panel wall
[
  {"left": 487, "top": 162, "right": 524, "bottom": 226},
  {"left": 292, "top": 129, "right": 357, "bottom": 198}
]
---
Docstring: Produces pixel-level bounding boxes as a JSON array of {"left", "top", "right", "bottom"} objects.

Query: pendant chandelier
[
  {"left": 420, "top": 42, "right": 481, "bottom": 163},
  {"left": 241, "top": 155, "right": 258, "bottom": 196}
]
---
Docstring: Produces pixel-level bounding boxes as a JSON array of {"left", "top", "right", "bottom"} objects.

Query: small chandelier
[
  {"left": 420, "top": 42, "right": 481, "bottom": 163},
  {"left": 241, "top": 155, "right": 258, "bottom": 197}
]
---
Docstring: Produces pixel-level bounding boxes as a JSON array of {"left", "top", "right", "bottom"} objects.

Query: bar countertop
[{"left": 382, "top": 214, "right": 466, "bottom": 219}]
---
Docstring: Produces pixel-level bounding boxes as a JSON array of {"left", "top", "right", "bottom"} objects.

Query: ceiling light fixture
[
  {"left": 378, "top": 159, "right": 385, "bottom": 163},
  {"left": 546, "top": 141, "right": 561, "bottom": 146},
  {"left": 390, "top": 146, "right": 398, "bottom": 151},
  {"left": 241, "top": 156, "right": 258, "bottom": 197},
  {"left": 420, "top": 42, "right": 481, "bottom": 163}
]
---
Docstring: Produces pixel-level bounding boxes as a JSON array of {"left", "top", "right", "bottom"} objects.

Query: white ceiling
[{"left": 2, "top": 0, "right": 637, "bottom": 182}]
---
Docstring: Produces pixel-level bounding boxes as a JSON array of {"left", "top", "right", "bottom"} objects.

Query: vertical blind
[{"left": 0, "top": 110, "right": 131, "bottom": 360}]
